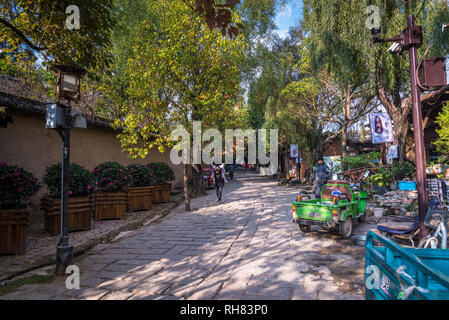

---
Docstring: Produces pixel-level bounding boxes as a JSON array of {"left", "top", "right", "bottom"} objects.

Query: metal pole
[
  {"left": 407, "top": 15, "right": 428, "bottom": 238},
  {"left": 56, "top": 103, "right": 74, "bottom": 275}
]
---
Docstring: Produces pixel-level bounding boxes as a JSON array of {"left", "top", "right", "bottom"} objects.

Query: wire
[{"left": 416, "top": 40, "right": 430, "bottom": 91}]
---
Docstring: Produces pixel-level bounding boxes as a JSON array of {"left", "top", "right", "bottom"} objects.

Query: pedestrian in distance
[
  {"left": 312, "top": 155, "right": 332, "bottom": 199},
  {"left": 212, "top": 165, "right": 227, "bottom": 203},
  {"left": 227, "top": 163, "right": 235, "bottom": 181}
]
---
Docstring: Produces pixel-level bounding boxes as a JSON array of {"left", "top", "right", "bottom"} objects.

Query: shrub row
[{"left": 0, "top": 161, "right": 174, "bottom": 210}]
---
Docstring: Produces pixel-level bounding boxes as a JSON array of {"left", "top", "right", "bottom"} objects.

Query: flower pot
[
  {"left": 373, "top": 208, "right": 384, "bottom": 218},
  {"left": 125, "top": 186, "right": 153, "bottom": 212},
  {"left": 151, "top": 183, "right": 171, "bottom": 204},
  {"left": 94, "top": 192, "right": 127, "bottom": 221},
  {"left": 0, "top": 208, "right": 30, "bottom": 255},
  {"left": 40, "top": 195, "right": 93, "bottom": 236}
]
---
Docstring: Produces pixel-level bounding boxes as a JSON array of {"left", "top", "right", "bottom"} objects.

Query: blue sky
[{"left": 274, "top": 0, "right": 303, "bottom": 38}]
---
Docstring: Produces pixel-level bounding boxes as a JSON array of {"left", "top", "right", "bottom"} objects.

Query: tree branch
[{"left": 0, "top": 17, "right": 47, "bottom": 51}]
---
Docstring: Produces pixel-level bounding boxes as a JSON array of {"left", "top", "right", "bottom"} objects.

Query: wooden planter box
[
  {"left": 125, "top": 186, "right": 153, "bottom": 212},
  {"left": 0, "top": 208, "right": 30, "bottom": 255},
  {"left": 94, "top": 192, "right": 127, "bottom": 221},
  {"left": 152, "top": 183, "right": 171, "bottom": 204},
  {"left": 40, "top": 195, "right": 93, "bottom": 236}
]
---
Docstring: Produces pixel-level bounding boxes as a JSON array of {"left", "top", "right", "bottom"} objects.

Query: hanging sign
[
  {"left": 290, "top": 144, "right": 299, "bottom": 158},
  {"left": 387, "top": 145, "right": 398, "bottom": 164},
  {"left": 370, "top": 113, "right": 394, "bottom": 144}
]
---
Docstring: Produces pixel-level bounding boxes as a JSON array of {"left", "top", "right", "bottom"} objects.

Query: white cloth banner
[{"left": 370, "top": 113, "right": 394, "bottom": 144}]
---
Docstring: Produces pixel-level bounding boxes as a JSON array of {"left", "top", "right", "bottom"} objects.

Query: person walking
[
  {"left": 312, "top": 156, "right": 331, "bottom": 199},
  {"left": 213, "top": 165, "right": 227, "bottom": 203},
  {"left": 227, "top": 163, "right": 235, "bottom": 181}
]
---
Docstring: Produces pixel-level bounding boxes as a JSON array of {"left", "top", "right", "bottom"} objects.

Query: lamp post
[
  {"left": 371, "top": 15, "right": 428, "bottom": 237},
  {"left": 47, "top": 64, "right": 86, "bottom": 275}
]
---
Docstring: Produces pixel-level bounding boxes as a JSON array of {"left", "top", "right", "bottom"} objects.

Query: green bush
[
  {"left": 126, "top": 164, "right": 153, "bottom": 187},
  {"left": 93, "top": 162, "right": 128, "bottom": 192},
  {"left": 342, "top": 154, "right": 373, "bottom": 170},
  {"left": 0, "top": 162, "right": 40, "bottom": 209},
  {"left": 390, "top": 161, "right": 415, "bottom": 181},
  {"left": 43, "top": 163, "right": 94, "bottom": 198},
  {"left": 148, "top": 162, "right": 174, "bottom": 184},
  {"left": 367, "top": 167, "right": 393, "bottom": 187}
]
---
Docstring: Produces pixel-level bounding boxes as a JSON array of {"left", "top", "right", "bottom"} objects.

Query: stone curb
[{"left": 0, "top": 196, "right": 185, "bottom": 288}]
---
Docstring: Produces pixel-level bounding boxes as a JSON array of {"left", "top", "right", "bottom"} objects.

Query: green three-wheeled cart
[{"left": 292, "top": 181, "right": 368, "bottom": 238}]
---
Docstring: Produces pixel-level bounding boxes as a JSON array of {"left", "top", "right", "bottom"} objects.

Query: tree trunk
[
  {"left": 389, "top": 109, "right": 410, "bottom": 162},
  {"left": 190, "top": 163, "right": 205, "bottom": 198},
  {"left": 341, "top": 88, "right": 351, "bottom": 170},
  {"left": 183, "top": 163, "right": 191, "bottom": 211}
]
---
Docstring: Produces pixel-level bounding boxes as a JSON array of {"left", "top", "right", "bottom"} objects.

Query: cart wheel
[
  {"left": 358, "top": 213, "right": 367, "bottom": 223},
  {"left": 339, "top": 218, "right": 353, "bottom": 239},
  {"left": 298, "top": 224, "right": 311, "bottom": 233}
]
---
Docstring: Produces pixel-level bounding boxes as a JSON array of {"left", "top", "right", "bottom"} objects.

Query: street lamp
[
  {"left": 46, "top": 64, "right": 86, "bottom": 275},
  {"left": 52, "top": 64, "right": 86, "bottom": 101},
  {"left": 370, "top": 15, "right": 428, "bottom": 238}
]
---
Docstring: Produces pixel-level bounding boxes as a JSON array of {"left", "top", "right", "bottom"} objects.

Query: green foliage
[
  {"left": 342, "top": 155, "right": 373, "bottom": 170},
  {"left": 126, "top": 164, "right": 153, "bottom": 187},
  {"left": 367, "top": 167, "right": 393, "bottom": 188},
  {"left": 93, "top": 162, "right": 128, "bottom": 193},
  {"left": 0, "top": 0, "right": 115, "bottom": 71},
  {"left": 116, "top": 0, "right": 247, "bottom": 158},
  {"left": 435, "top": 103, "right": 449, "bottom": 163},
  {"left": 390, "top": 161, "right": 415, "bottom": 181},
  {"left": 148, "top": 162, "right": 175, "bottom": 185},
  {"left": 42, "top": 163, "right": 94, "bottom": 198},
  {"left": 0, "top": 162, "right": 40, "bottom": 210},
  {"left": 341, "top": 152, "right": 380, "bottom": 170}
]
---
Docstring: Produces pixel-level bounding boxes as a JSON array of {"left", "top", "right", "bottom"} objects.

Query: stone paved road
[{"left": 0, "top": 172, "right": 368, "bottom": 300}]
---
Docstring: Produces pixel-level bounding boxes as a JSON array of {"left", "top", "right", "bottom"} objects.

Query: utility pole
[
  {"left": 371, "top": 15, "right": 428, "bottom": 237},
  {"left": 407, "top": 15, "right": 428, "bottom": 238}
]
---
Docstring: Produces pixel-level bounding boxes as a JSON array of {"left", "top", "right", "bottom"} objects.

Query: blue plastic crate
[{"left": 398, "top": 181, "right": 417, "bottom": 191}]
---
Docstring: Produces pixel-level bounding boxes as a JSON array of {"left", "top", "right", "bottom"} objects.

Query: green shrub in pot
[
  {"left": 43, "top": 163, "right": 94, "bottom": 198},
  {"left": 126, "top": 164, "right": 153, "bottom": 187},
  {"left": 0, "top": 162, "right": 40, "bottom": 209},
  {"left": 148, "top": 162, "right": 174, "bottom": 184},
  {"left": 93, "top": 162, "right": 128, "bottom": 192}
]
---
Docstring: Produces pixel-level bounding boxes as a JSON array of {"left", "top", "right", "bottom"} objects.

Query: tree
[
  {"left": 115, "top": 0, "right": 246, "bottom": 211},
  {"left": 434, "top": 103, "right": 449, "bottom": 163},
  {"left": 371, "top": 0, "right": 449, "bottom": 161},
  {"left": 303, "top": 0, "right": 378, "bottom": 167},
  {"left": 0, "top": 0, "right": 115, "bottom": 71}
]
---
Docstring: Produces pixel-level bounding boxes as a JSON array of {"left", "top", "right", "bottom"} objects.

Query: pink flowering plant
[
  {"left": 148, "top": 162, "right": 175, "bottom": 184},
  {"left": 93, "top": 162, "right": 128, "bottom": 192},
  {"left": 43, "top": 163, "right": 94, "bottom": 198},
  {"left": 0, "top": 162, "right": 40, "bottom": 209},
  {"left": 126, "top": 164, "right": 153, "bottom": 187}
]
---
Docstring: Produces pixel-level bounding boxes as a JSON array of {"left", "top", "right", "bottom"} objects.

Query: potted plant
[
  {"left": 148, "top": 162, "right": 174, "bottom": 203},
  {"left": 367, "top": 168, "right": 393, "bottom": 194},
  {"left": 41, "top": 163, "right": 94, "bottom": 236},
  {"left": 125, "top": 164, "right": 154, "bottom": 212},
  {"left": 0, "top": 162, "right": 39, "bottom": 255},
  {"left": 92, "top": 162, "right": 128, "bottom": 220}
]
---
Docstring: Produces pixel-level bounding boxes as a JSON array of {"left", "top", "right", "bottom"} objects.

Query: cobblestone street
[{"left": 1, "top": 172, "right": 368, "bottom": 300}]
